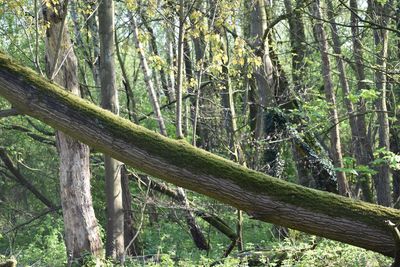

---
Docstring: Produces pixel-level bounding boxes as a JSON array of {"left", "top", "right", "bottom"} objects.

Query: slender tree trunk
[
  {"left": 392, "top": 5, "right": 400, "bottom": 205},
  {"left": 349, "top": 0, "right": 374, "bottom": 202},
  {"left": 121, "top": 166, "right": 140, "bottom": 256},
  {"left": 142, "top": 15, "right": 171, "bottom": 103},
  {"left": 167, "top": 31, "right": 177, "bottom": 102},
  {"left": 176, "top": 0, "right": 185, "bottom": 139},
  {"left": 220, "top": 29, "right": 245, "bottom": 251},
  {"left": 98, "top": 0, "right": 124, "bottom": 261},
  {"left": 284, "top": 0, "right": 307, "bottom": 96},
  {"left": 115, "top": 31, "right": 139, "bottom": 123},
  {"left": 131, "top": 14, "right": 167, "bottom": 136},
  {"left": 284, "top": 0, "right": 314, "bottom": 187},
  {"left": 311, "top": 0, "right": 350, "bottom": 196},
  {"left": 131, "top": 11, "right": 208, "bottom": 250},
  {"left": 42, "top": 1, "right": 102, "bottom": 264},
  {"left": 326, "top": 0, "right": 357, "bottom": 198},
  {"left": 250, "top": 0, "right": 275, "bottom": 142},
  {"left": 87, "top": 1, "right": 101, "bottom": 89},
  {"left": 192, "top": 28, "right": 207, "bottom": 149},
  {"left": 369, "top": 0, "right": 392, "bottom": 207}
]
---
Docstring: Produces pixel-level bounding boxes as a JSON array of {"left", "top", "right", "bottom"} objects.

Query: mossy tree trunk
[{"left": 1, "top": 52, "right": 400, "bottom": 257}]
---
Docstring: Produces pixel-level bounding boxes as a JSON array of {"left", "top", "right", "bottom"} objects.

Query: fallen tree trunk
[{"left": 0, "top": 52, "right": 399, "bottom": 257}]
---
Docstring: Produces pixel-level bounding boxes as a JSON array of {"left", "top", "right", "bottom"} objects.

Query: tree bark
[
  {"left": 349, "top": 0, "right": 374, "bottom": 202},
  {"left": 98, "top": 0, "right": 125, "bottom": 261},
  {"left": 284, "top": 0, "right": 307, "bottom": 96},
  {"left": 284, "top": 0, "right": 314, "bottom": 187},
  {"left": 220, "top": 29, "right": 245, "bottom": 251},
  {"left": 311, "top": 0, "right": 350, "bottom": 196},
  {"left": 121, "top": 166, "right": 141, "bottom": 256},
  {"left": 1, "top": 53, "right": 400, "bottom": 256},
  {"left": 42, "top": 2, "right": 102, "bottom": 264},
  {"left": 130, "top": 13, "right": 167, "bottom": 136},
  {"left": 249, "top": 0, "right": 275, "bottom": 142},
  {"left": 326, "top": 0, "right": 359, "bottom": 198},
  {"left": 175, "top": 0, "right": 185, "bottom": 139},
  {"left": 369, "top": 0, "right": 392, "bottom": 207},
  {"left": 141, "top": 15, "right": 172, "bottom": 104}
]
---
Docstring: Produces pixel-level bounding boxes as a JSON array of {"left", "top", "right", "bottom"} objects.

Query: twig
[{"left": 3, "top": 207, "right": 61, "bottom": 234}]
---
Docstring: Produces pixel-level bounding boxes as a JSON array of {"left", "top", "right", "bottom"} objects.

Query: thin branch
[
  {"left": 3, "top": 206, "right": 61, "bottom": 234},
  {"left": 0, "top": 147, "right": 57, "bottom": 209}
]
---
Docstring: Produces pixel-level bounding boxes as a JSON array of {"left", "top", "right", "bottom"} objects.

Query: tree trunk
[
  {"left": 98, "top": 0, "right": 124, "bottom": 261},
  {"left": 326, "top": 0, "right": 359, "bottom": 198},
  {"left": 311, "top": 0, "right": 350, "bottom": 196},
  {"left": 1, "top": 53, "right": 400, "bottom": 256},
  {"left": 284, "top": 0, "right": 307, "bottom": 96},
  {"left": 249, "top": 0, "right": 275, "bottom": 142},
  {"left": 370, "top": 0, "right": 392, "bottom": 207},
  {"left": 349, "top": 0, "right": 374, "bottom": 202},
  {"left": 175, "top": 0, "right": 185, "bottom": 139},
  {"left": 121, "top": 166, "right": 141, "bottom": 256},
  {"left": 115, "top": 31, "right": 139, "bottom": 123},
  {"left": 284, "top": 0, "right": 314, "bottom": 187},
  {"left": 141, "top": 15, "right": 171, "bottom": 104},
  {"left": 130, "top": 13, "right": 167, "bottom": 136},
  {"left": 166, "top": 31, "right": 177, "bottom": 102},
  {"left": 219, "top": 29, "right": 245, "bottom": 251},
  {"left": 42, "top": 2, "right": 102, "bottom": 264}
]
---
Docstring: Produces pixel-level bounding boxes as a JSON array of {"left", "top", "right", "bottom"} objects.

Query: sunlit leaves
[
  {"left": 148, "top": 54, "right": 167, "bottom": 70},
  {"left": 348, "top": 88, "right": 380, "bottom": 103},
  {"left": 373, "top": 147, "right": 400, "bottom": 170}
]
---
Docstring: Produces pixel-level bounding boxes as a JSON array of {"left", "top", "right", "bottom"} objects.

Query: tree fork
[{"left": 0, "top": 52, "right": 399, "bottom": 257}]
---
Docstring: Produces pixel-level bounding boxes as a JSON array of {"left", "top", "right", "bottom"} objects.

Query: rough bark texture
[
  {"left": 42, "top": 2, "right": 102, "bottom": 264},
  {"left": 98, "top": 0, "right": 125, "bottom": 260},
  {"left": 1, "top": 53, "right": 400, "bottom": 256}
]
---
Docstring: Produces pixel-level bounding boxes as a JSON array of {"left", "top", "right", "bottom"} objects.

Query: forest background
[{"left": 0, "top": 0, "right": 399, "bottom": 266}]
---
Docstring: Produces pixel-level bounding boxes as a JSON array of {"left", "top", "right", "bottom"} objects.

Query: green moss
[{"left": 0, "top": 51, "right": 399, "bottom": 235}]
